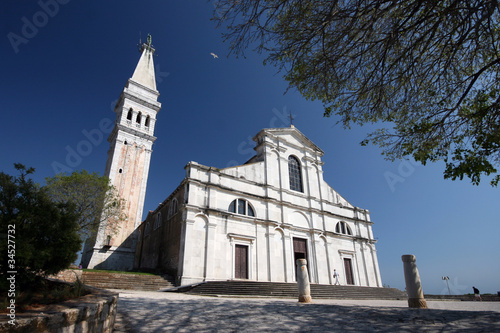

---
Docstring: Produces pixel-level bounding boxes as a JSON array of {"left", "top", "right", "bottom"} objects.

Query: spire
[{"left": 131, "top": 34, "right": 157, "bottom": 91}]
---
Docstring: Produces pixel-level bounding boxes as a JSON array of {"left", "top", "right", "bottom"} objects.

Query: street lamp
[{"left": 442, "top": 276, "right": 451, "bottom": 295}]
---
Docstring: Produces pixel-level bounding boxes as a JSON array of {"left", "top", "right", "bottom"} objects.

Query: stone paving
[{"left": 113, "top": 290, "right": 500, "bottom": 332}]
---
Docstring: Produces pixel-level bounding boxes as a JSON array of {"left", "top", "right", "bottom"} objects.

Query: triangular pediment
[{"left": 253, "top": 126, "right": 324, "bottom": 155}]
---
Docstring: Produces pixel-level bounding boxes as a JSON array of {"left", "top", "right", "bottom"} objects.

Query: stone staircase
[
  {"left": 81, "top": 271, "right": 175, "bottom": 291},
  {"left": 176, "top": 280, "right": 406, "bottom": 300}
]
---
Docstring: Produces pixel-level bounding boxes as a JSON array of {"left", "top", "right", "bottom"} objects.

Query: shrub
[{"left": 0, "top": 164, "right": 81, "bottom": 290}]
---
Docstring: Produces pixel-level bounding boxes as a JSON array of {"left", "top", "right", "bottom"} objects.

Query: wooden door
[
  {"left": 293, "top": 238, "right": 307, "bottom": 257},
  {"left": 235, "top": 245, "right": 248, "bottom": 279},
  {"left": 344, "top": 258, "right": 354, "bottom": 285},
  {"left": 293, "top": 238, "right": 308, "bottom": 281}
]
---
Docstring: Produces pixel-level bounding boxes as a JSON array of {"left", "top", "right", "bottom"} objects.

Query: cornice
[
  {"left": 253, "top": 127, "right": 325, "bottom": 156},
  {"left": 122, "top": 91, "right": 161, "bottom": 112},
  {"left": 115, "top": 123, "right": 157, "bottom": 142},
  {"left": 184, "top": 177, "right": 373, "bottom": 225},
  {"left": 127, "top": 78, "right": 160, "bottom": 96}
]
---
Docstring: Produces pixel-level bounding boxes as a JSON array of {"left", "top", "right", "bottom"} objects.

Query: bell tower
[{"left": 83, "top": 36, "right": 161, "bottom": 270}]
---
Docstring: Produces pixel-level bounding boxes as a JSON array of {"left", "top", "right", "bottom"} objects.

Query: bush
[{"left": 0, "top": 164, "right": 81, "bottom": 290}]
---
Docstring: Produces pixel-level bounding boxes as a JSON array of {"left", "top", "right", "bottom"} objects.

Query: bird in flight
[{"left": 210, "top": 52, "right": 219, "bottom": 59}]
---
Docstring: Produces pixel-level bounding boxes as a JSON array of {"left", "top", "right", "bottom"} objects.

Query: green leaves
[
  {"left": 0, "top": 165, "right": 81, "bottom": 288},
  {"left": 45, "top": 170, "right": 125, "bottom": 239},
  {"left": 444, "top": 148, "right": 497, "bottom": 185},
  {"left": 214, "top": 0, "right": 500, "bottom": 186}
]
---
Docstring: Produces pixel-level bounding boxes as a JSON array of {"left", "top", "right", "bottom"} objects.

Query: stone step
[
  {"left": 81, "top": 271, "right": 175, "bottom": 291},
  {"left": 178, "top": 281, "right": 406, "bottom": 300}
]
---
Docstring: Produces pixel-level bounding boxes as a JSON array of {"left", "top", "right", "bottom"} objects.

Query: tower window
[
  {"left": 145, "top": 115, "right": 150, "bottom": 127},
  {"left": 228, "top": 199, "right": 255, "bottom": 217},
  {"left": 288, "top": 156, "right": 303, "bottom": 192},
  {"left": 127, "top": 109, "right": 133, "bottom": 120},
  {"left": 118, "top": 168, "right": 123, "bottom": 174},
  {"left": 136, "top": 112, "right": 142, "bottom": 124},
  {"left": 335, "top": 222, "right": 352, "bottom": 235}
]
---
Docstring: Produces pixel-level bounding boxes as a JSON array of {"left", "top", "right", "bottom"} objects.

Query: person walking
[
  {"left": 333, "top": 269, "right": 341, "bottom": 285},
  {"left": 472, "top": 286, "right": 482, "bottom": 301}
]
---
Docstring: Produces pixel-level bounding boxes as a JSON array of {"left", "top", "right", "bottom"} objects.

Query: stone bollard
[
  {"left": 296, "top": 259, "right": 312, "bottom": 303},
  {"left": 402, "top": 254, "right": 427, "bottom": 308}
]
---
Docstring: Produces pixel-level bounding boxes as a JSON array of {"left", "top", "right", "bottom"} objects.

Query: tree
[
  {"left": 0, "top": 164, "right": 81, "bottom": 288},
  {"left": 44, "top": 170, "right": 124, "bottom": 241},
  {"left": 213, "top": 0, "right": 500, "bottom": 186}
]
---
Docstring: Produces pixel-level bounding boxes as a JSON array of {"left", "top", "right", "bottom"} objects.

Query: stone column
[
  {"left": 401, "top": 254, "right": 427, "bottom": 308},
  {"left": 296, "top": 259, "right": 312, "bottom": 303}
]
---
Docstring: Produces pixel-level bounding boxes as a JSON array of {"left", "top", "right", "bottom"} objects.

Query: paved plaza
[{"left": 112, "top": 290, "right": 500, "bottom": 332}]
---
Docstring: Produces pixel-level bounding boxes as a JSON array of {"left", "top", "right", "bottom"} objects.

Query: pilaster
[
  {"left": 283, "top": 232, "right": 294, "bottom": 282},
  {"left": 204, "top": 222, "right": 217, "bottom": 280}
]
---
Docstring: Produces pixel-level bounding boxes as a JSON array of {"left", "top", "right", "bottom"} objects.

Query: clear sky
[{"left": 2, "top": 1, "right": 499, "bottom": 295}]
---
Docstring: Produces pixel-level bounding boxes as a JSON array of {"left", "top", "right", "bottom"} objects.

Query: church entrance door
[
  {"left": 235, "top": 245, "right": 248, "bottom": 279},
  {"left": 344, "top": 258, "right": 354, "bottom": 285},
  {"left": 293, "top": 238, "right": 308, "bottom": 281}
]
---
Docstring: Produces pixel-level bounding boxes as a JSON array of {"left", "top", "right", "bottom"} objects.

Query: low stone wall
[
  {"left": 0, "top": 287, "right": 118, "bottom": 333},
  {"left": 51, "top": 269, "right": 83, "bottom": 284}
]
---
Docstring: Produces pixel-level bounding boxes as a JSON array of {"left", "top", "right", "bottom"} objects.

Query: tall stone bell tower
[{"left": 83, "top": 35, "right": 161, "bottom": 270}]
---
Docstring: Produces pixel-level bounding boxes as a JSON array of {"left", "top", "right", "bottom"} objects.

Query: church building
[
  {"left": 134, "top": 127, "right": 382, "bottom": 287},
  {"left": 82, "top": 38, "right": 382, "bottom": 288}
]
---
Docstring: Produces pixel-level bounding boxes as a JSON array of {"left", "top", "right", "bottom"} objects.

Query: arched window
[
  {"left": 105, "top": 235, "right": 112, "bottom": 246},
  {"left": 127, "top": 109, "right": 133, "bottom": 120},
  {"left": 145, "top": 115, "right": 150, "bottom": 127},
  {"left": 229, "top": 200, "right": 236, "bottom": 213},
  {"left": 172, "top": 198, "right": 178, "bottom": 215},
  {"left": 288, "top": 156, "right": 303, "bottom": 192},
  {"left": 154, "top": 212, "right": 162, "bottom": 230},
  {"left": 335, "top": 222, "right": 352, "bottom": 235},
  {"left": 136, "top": 112, "right": 142, "bottom": 124},
  {"left": 228, "top": 199, "right": 255, "bottom": 217},
  {"left": 247, "top": 204, "right": 255, "bottom": 217},
  {"left": 168, "top": 198, "right": 178, "bottom": 218}
]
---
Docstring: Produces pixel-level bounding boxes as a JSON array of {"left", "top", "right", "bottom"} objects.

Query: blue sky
[{"left": 2, "top": 1, "right": 499, "bottom": 295}]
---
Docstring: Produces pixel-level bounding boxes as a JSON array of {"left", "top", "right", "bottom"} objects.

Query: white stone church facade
[
  {"left": 82, "top": 38, "right": 383, "bottom": 288},
  {"left": 135, "top": 127, "right": 382, "bottom": 287}
]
